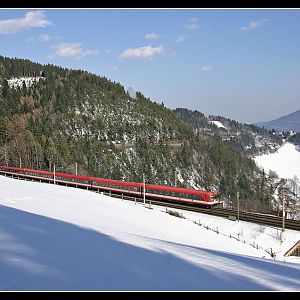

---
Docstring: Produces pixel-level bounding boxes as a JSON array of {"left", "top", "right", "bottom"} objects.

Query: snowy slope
[
  {"left": 7, "top": 77, "right": 43, "bottom": 88},
  {"left": 210, "top": 120, "right": 227, "bottom": 129},
  {"left": 1, "top": 175, "right": 300, "bottom": 291},
  {"left": 254, "top": 142, "right": 300, "bottom": 180}
]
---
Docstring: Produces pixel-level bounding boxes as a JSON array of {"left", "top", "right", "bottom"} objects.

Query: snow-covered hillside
[
  {"left": 7, "top": 77, "right": 43, "bottom": 88},
  {"left": 1, "top": 175, "right": 300, "bottom": 291},
  {"left": 210, "top": 120, "right": 227, "bottom": 130},
  {"left": 254, "top": 142, "right": 300, "bottom": 180}
]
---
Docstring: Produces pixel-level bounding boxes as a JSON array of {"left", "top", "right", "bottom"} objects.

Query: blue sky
[{"left": 0, "top": 9, "right": 300, "bottom": 123}]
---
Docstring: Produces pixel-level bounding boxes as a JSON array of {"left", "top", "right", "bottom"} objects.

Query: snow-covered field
[
  {"left": 254, "top": 142, "right": 300, "bottom": 180},
  {"left": 1, "top": 175, "right": 300, "bottom": 291}
]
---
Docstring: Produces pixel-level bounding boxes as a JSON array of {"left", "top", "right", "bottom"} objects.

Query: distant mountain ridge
[
  {"left": 173, "top": 108, "right": 286, "bottom": 155},
  {"left": 257, "top": 109, "right": 300, "bottom": 132}
]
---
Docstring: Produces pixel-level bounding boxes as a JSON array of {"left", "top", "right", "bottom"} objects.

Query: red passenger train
[{"left": 0, "top": 165, "right": 220, "bottom": 207}]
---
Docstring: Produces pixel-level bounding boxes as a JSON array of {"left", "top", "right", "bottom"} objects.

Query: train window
[{"left": 185, "top": 194, "right": 199, "bottom": 200}]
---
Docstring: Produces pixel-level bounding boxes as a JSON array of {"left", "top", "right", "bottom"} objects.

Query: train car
[
  {"left": 0, "top": 165, "right": 220, "bottom": 207},
  {"left": 144, "top": 183, "right": 219, "bottom": 207}
]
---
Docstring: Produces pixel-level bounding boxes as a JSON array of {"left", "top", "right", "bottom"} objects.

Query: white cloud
[
  {"left": 105, "top": 49, "right": 112, "bottom": 54},
  {"left": 26, "top": 37, "right": 35, "bottom": 43},
  {"left": 175, "top": 36, "right": 185, "bottom": 43},
  {"left": 184, "top": 17, "right": 199, "bottom": 31},
  {"left": 241, "top": 18, "right": 270, "bottom": 31},
  {"left": 110, "top": 65, "right": 119, "bottom": 71},
  {"left": 50, "top": 42, "right": 99, "bottom": 59},
  {"left": 145, "top": 32, "right": 160, "bottom": 40},
  {"left": 39, "top": 34, "right": 50, "bottom": 42},
  {"left": 119, "top": 45, "right": 164, "bottom": 60},
  {"left": 0, "top": 10, "right": 52, "bottom": 34},
  {"left": 38, "top": 34, "right": 61, "bottom": 42},
  {"left": 201, "top": 65, "right": 212, "bottom": 72}
]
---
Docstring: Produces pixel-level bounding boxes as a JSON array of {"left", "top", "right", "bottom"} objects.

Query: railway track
[
  {"left": 114, "top": 196, "right": 300, "bottom": 231},
  {"left": 1, "top": 171, "right": 300, "bottom": 231}
]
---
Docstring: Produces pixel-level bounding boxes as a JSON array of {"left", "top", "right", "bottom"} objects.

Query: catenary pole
[
  {"left": 143, "top": 173, "right": 146, "bottom": 204},
  {"left": 282, "top": 190, "right": 285, "bottom": 232},
  {"left": 237, "top": 191, "right": 240, "bottom": 222},
  {"left": 53, "top": 164, "right": 56, "bottom": 185}
]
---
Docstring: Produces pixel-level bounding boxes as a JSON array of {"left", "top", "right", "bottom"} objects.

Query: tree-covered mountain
[
  {"left": 173, "top": 108, "right": 288, "bottom": 156},
  {"left": 0, "top": 55, "right": 298, "bottom": 215},
  {"left": 256, "top": 109, "right": 300, "bottom": 132}
]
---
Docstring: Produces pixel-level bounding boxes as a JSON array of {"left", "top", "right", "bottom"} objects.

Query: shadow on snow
[{"left": 0, "top": 205, "right": 300, "bottom": 291}]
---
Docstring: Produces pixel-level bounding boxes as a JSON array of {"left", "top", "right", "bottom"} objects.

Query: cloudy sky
[{"left": 0, "top": 8, "right": 299, "bottom": 123}]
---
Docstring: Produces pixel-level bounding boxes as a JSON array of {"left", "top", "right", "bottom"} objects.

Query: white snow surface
[
  {"left": 254, "top": 142, "right": 300, "bottom": 180},
  {"left": 210, "top": 120, "right": 227, "bottom": 129},
  {"left": 7, "top": 77, "right": 42, "bottom": 88},
  {"left": 1, "top": 175, "right": 300, "bottom": 291}
]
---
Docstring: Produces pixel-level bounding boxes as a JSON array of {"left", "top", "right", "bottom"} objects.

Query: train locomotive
[{"left": 0, "top": 165, "right": 220, "bottom": 208}]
